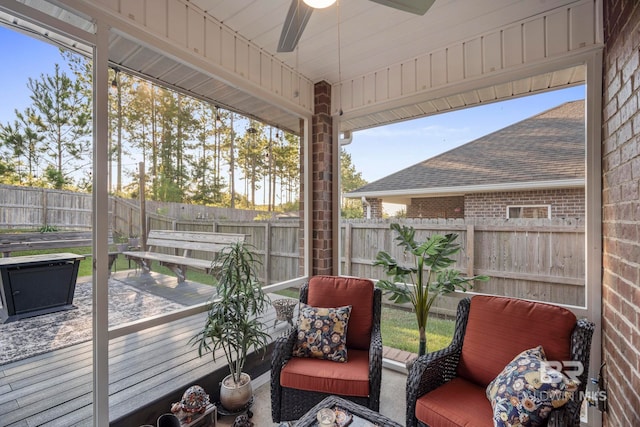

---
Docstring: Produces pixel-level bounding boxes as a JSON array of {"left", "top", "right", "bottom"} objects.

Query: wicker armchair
[
  {"left": 406, "top": 296, "right": 594, "bottom": 427},
  {"left": 271, "top": 275, "right": 382, "bottom": 423}
]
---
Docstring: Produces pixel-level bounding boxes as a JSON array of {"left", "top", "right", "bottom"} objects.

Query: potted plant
[
  {"left": 374, "top": 223, "right": 489, "bottom": 357},
  {"left": 113, "top": 231, "right": 129, "bottom": 253},
  {"left": 128, "top": 234, "right": 140, "bottom": 248},
  {"left": 191, "top": 241, "right": 270, "bottom": 412}
]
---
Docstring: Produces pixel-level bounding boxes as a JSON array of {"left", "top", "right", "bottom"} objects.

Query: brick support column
[
  {"left": 365, "top": 198, "right": 383, "bottom": 219},
  {"left": 602, "top": 1, "right": 640, "bottom": 425},
  {"left": 310, "top": 81, "right": 335, "bottom": 275}
]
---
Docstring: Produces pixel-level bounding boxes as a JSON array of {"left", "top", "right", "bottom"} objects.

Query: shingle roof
[{"left": 348, "top": 100, "right": 585, "bottom": 196}]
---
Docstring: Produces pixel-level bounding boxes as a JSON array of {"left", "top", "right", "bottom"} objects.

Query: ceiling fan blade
[
  {"left": 369, "top": 0, "right": 435, "bottom": 15},
  {"left": 278, "top": 0, "right": 314, "bottom": 53}
]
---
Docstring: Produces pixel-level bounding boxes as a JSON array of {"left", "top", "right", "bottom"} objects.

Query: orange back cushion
[
  {"left": 457, "top": 295, "right": 577, "bottom": 387},
  {"left": 307, "top": 276, "right": 374, "bottom": 350}
]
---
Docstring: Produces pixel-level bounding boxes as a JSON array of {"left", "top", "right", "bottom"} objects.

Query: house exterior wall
[
  {"left": 401, "top": 189, "right": 584, "bottom": 219},
  {"left": 407, "top": 196, "right": 465, "bottom": 218},
  {"left": 363, "top": 198, "right": 383, "bottom": 219},
  {"left": 602, "top": 1, "right": 640, "bottom": 426},
  {"left": 464, "top": 188, "right": 585, "bottom": 218}
]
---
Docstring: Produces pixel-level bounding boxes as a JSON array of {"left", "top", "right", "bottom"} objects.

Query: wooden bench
[{"left": 123, "top": 230, "right": 246, "bottom": 284}]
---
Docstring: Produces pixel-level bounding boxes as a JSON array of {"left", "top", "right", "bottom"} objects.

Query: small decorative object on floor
[
  {"left": 231, "top": 414, "right": 253, "bottom": 427},
  {"left": 171, "top": 385, "right": 210, "bottom": 424}
]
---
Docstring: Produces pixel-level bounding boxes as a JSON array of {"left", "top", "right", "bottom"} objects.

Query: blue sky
[
  {"left": 1, "top": 24, "right": 584, "bottom": 188},
  {"left": 346, "top": 85, "right": 584, "bottom": 183},
  {"left": 0, "top": 26, "right": 75, "bottom": 122}
]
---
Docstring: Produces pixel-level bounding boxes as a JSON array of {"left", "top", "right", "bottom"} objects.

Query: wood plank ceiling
[{"left": 0, "top": 0, "right": 598, "bottom": 135}]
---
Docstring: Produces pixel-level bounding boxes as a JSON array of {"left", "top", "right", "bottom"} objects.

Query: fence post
[
  {"left": 111, "top": 197, "right": 117, "bottom": 233},
  {"left": 128, "top": 208, "right": 133, "bottom": 239},
  {"left": 42, "top": 188, "right": 48, "bottom": 227},
  {"left": 466, "top": 224, "right": 475, "bottom": 277},
  {"left": 343, "top": 222, "right": 352, "bottom": 276},
  {"left": 264, "top": 222, "right": 271, "bottom": 285}
]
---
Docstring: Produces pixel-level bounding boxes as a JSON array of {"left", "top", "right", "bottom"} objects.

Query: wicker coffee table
[{"left": 293, "top": 395, "right": 402, "bottom": 427}]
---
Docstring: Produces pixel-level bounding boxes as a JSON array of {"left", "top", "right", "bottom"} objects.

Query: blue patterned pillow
[
  {"left": 292, "top": 303, "right": 351, "bottom": 362},
  {"left": 486, "top": 346, "right": 579, "bottom": 427}
]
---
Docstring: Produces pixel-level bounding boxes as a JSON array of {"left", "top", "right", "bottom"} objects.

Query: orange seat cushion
[
  {"left": 280, "top": 349, "right": 370, "bottom": 396},
  {"left": 415, "top": 377, "right": 494, "bottom": 427},
  {"left": 457, "top": 295, "right": 577, "bottom": 387},
  {"left": 307, "top": 276, "right": 374, "bottom": 350}
]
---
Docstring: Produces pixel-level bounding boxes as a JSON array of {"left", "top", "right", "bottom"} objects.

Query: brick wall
[
  {"left": 364, "top": 198, "right": 383, "bottom": 219},
  {"left": 464, "top": 188, "right": 585, "bottom": 218},
  {"left": 310, "top": 81, "right": 334, "bottom": 275},
  {"left": 403, "top": 189, "right": 584, "bottom": 219},
  {"left": 602, "top": 1, "right": 640, "bottom": 426},
  {"left": 407, "top": 196, "right": 464, "bottom": 218}
]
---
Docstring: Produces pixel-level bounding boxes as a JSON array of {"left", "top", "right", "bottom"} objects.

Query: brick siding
[
  {"left": 602, "top": 1, "right": 640, "bottom": 426},
  {"left": 364, "top": 198, "right": 383, "bottom": 219},
  {"left": 402, "top": 189, "right": 584, "bottom": 219},
  {"left": 310, "top": 81, "right": 334, "bottom": 275},
  {"left": 406, "top": 196, "right": 464, "bottom": 218},
  {"left": 464, "top": 188, "right": 585, "bottom": 218}
]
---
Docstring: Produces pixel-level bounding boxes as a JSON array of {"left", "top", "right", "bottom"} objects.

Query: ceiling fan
[{"left": 277, "top": 0, "right": 436, "bottom": 52}]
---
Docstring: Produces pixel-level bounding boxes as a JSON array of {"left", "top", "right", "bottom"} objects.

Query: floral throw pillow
[
  {"left": 486, "top": 346, "right": 579, "bottom": 427},
  {"left": 292, "top": 303, "right": 351, "bottom": 362}
]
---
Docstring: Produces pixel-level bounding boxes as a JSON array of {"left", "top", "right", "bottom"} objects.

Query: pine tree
[{"left": 26, "top": 63, "right": 92, "bottom": 188}]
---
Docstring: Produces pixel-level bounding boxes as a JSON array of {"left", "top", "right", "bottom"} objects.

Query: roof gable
[{"left": 349, "top": 100, "right": 585, "bottom": 196}]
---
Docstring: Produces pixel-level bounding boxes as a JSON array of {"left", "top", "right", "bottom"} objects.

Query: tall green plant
[
  {"left": 191, "top": 241, "right": 270, "bottom": 385},
  {"left": 374, "top": 223, "right": 488, "bottom": 356}
]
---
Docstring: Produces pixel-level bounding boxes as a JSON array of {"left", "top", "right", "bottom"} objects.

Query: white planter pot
[{"left": 220, "top": 372, "right": 252, "bottom": 412}]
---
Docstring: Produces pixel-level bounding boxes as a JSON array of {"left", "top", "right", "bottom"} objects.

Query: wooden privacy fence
[
  {"left": 117, "top": 216, "right": 584, "bottom": 307},
  {"left": 0, "top": 185, "right": 585, "bottom": 307},
  {"left": 341, "top": 218, "right": 585, "bottom": 308},
  {"left": 0, "top": 185, "right": 92, "bottom": 230},
  {"left": 0, "top": 185, "right": 269, "bottom": 231}
]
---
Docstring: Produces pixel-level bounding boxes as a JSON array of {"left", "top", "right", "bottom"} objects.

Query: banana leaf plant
[{"left": 374, "top": 223, "right": 489, "bottom": 356}]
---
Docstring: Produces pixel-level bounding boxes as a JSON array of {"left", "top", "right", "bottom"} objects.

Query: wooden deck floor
[
  {"left": 0, "top": 271, "right": 415, "bottom": 426},
  {"left": 0, "top": 274, "right": 290, "bottom": 427}
]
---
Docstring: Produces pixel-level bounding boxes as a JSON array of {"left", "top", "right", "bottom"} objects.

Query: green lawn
[
  {"left": 381, "top": 306, "right": 455, "bottom": 353},
  {"left": 11, "top": 248, "right": 455, "bottom": 354}
]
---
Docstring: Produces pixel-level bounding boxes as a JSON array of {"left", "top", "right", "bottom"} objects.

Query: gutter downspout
[
  {"left": 361, "top": 196, "right": 371, "bottom": 219},
  {"left": 339, "top": 130, "right": 353, "bottom": 146}
]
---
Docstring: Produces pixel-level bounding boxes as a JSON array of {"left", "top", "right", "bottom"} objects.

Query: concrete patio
[{"left": 214, "top": 367, "right": 408, "bottom": 427}]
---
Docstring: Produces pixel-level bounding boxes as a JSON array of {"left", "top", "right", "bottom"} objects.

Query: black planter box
[{"left": 0, "top": 253, "right": 85, "bottom": 323}]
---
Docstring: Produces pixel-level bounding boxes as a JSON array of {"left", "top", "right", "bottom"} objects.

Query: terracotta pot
[{"left": 220, "top": 372, "right": 252, "bottom": 412}]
